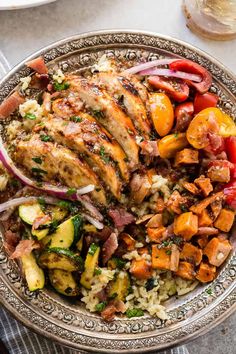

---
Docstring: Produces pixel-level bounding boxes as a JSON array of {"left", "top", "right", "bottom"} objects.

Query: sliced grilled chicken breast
[
  {"left": 66, "top": 76, "right": 139, "bottom": 170},
  {"left": 44, "top": 115, "right": 124, "bottom": 199},
  {"left": 14, "top": 136, "right": 107, "bottom": 205},
  {"left": 51, "top": 101, "right": 129, "bottom": 182},
  {"left": 123, "top": 74, "right": 149, "bottom": 103},
  {"left": 93, "top": 72, "right": 151, "bottom": 139}
]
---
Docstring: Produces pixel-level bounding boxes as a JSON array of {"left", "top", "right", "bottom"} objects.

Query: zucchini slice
[
  {"left": 49, "top": 269, "right": 79, "bottom": 296},
  {"left": 21, "top": 252, "right": 45, "bottom": 291},
  {"left": 32, "top": 228, "right": 49, "bottom": 240},
  {"left": 107, "top": 271, "right": 130, "bottom": 301},
  {"left": 39, "top": 248, "right": 83, "bottom": 271},
  {"left": 80, "top": 243, "right": 100, "bottom": 289},
  {"left": 19, "top": 203, "right": 44, "bottom": 225},
  {"left": 42, "top": 215, "right": 83, "bottom": 248}
]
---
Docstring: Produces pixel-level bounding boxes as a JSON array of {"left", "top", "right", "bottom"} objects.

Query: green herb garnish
[
  {"left": 112, "top": 257, "right": 126, "bottom": 269},
  {"left": 66, "top": 188, "right": 77, "bottom": 196},
  {"left": 53, "top": 81, "right": 70, "bottom": 91},
  {"left": 48, "top": 220, "right": 59, "bottom": 235},
  {"left": 145, "top": 278, "right": 156, "bottom": 291},
  {"left": 40, "top": 134, "right": 53, "bottom": 142},
  {"left": 126, "top": 308, "right": 144, "bottom": 318},
  {"left": 24, "top": 113, "right": 36, "bottom": 120},
  {"left": 99, "top": 146, "right": 110, "bottom": 164},
  {"left": 38, "top": 197, "right": 46, "bottom": 206},
  {"left": 108, "top": 292, "right": 118, "bottom": 300},
  {"left": 92, "top": 110, "right": 105, "bottom": 119},
  {"left": 174, "top": 133, "right": 179, "bottom": 138},
  {"left": 31, "top": 167, "right": 47, "bottom": 175},
  {"left": 172, "top": 236, "right": 183, "bottom": 246},
  {"left": 88, "top": 243, "right": 98, "bottom": 256},
  {"left": 70, "top": 116, "right": 82, "bottom": 123},
  {"left": 165, "top": 249, "right": 172, "bottom": 255},
  {"left": 206, "top": 288, "right": 213, "bottom": 295},
  {"left": 32, "top": 157, "right": 43, "bottom": 164},
  {"left": 94, "top": 268, "right": 102, "bottom": 276},
  {"left": 95, "top": 301, "right": 107, "bottom": 312}
]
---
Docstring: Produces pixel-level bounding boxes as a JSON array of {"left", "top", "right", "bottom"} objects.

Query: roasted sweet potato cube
[
  {"left": 190, "top": 191, "right": 224, "bottom": 215},
  {"left": 198, "top": 209, "right": 212, "bottom": 227},
  {"left": 214, "top": 208, "right": 235, "bottom": 232},
  {"left": 175, "top": 148, "right": 199, "bottom": 166},
  {"left": 180, "top": 243, "right": 202, "bottom": 265},
  {"left": 196, "top": 235, "right": 209, "bottom": 249},
  {"left": 182, "top": 181, "right": 199, "bottom": 195},
  {"left": 130, "top": 259, "right": 152, "bottom": 280},
  {"left": 154, "top": 197, "right": 165, "bottom": 213},
  {"left": 175, "top": 261, "right": 195, "bottom": 280},
  {"left": 194, "top": 175, "right": 213, "bottom": 197},
  {"left": 174, "top": 212, "right": 198, "bottom": 240},
  {"left": 120, "top": 233, "right": 136, "bottom": 251},
  {"left": 196, "top": 262, "right": 216, "bottom": 283},
  {"left": 207, "top": 165, "right": 230, "bottom": 183},
  {"left": 147, "top": 226, "right": 166, "bottom": 243},
  {"left": 166, "top": 190, "right": 187, "bottom": 215},
  {"left": 151, "top": 245, "right": 171, "bottom": 270},
  {"left": 146, "top": 214, "right": 163, "bottom": 228},
  {"left": 203, "top": 237, "right": 232, "bottom": 267}
]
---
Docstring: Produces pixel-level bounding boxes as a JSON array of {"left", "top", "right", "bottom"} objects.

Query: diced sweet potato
[
  {"left": 180, "top": 243, "right": 202, "bottom": 265},
  {"left": 198, "top": 209, "right": 212, "bottom": 227},
  {"left": 153, "top": 197, "right": 165, "bottom": 213},
  {"left": 120, "top": 233, "right": 136, "bottom": 251},
  {"left": 151, "top": 245, "right": 171, "bottom": 270},
  {"left": 175, "top": 148, "right": 199, "bottom": 166},
  {"left": 196, "top": 262, "right": 216, "bottom": 283},
  {"left": 147, "top": 227, "right": 166, "bottom": 243},
  {"left": 203, "top": 237, "right": 232, "bottom": 267},
  {"left": 214, "top": 208, "right": 235, "bottom": 232},
  {"left": 182, "top": 181, "right": 199, "bottom": 195},
  {"left": 130, "top": 259, "right": 152, "bottom": 280},
  {"left": 196, "top": 235, "right": 209, "bottom": 249},
  {"left": 174, "top": 212, "right": 198, "bottom": 240},
  {"left": 190, "top": 191, "right": 224, "bottom": 215},
  {"left": 166, "top": 190, "right": 188, "bottom": 214},
  {"left": 194, "top": 175, "right": 213, "bottom": 197},
  {"left": 175, "top": 261, "right": 195, "bottom": 280},
  {"left": 146, "top": 214, "right": 163, "bottom": 228},
  {"left": 207, "top": 165, "right": 230, "bottom": 183}
]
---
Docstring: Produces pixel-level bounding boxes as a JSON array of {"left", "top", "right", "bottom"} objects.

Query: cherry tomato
[
  {"left": 225, "top": 137, "right": 236, "bottom": 163},
  {"left": 218, "top": 113, "right": 236, "bottom": 137},
  {"left": 208, "top": 160, "right": 234, "bottom": 170},
  {"left": 158, "top": 133, "right": 188, "bottom": 158},
  {"left": 148, "top": 76, "right": 189, "bottom": 102},
  {"left": 223, "top": 180, "right": 236, "bottom": 208},
  {"left": 175, "top": 102, "right": 194, "bottom": 118},
  {"left": 149, "top": 93, "right": 174, "bottom": 136},
  {"left": 194, "top": 92, "right": 219, "bottom": 114},
  {"left": 204, "top": 136, "right": 225, "bottom": 154},
  {"left": 169, "top": 59, "right": 212, "bottom": 93}
]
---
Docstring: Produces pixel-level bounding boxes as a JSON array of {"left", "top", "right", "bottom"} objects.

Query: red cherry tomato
[
  {"left": 225, "top": 137, "right": 236, "bottom": 163},
  {"left": 194, "top": 92, "right": 219, "bottom": 114},
  {"left": 169, "top": 59, "right": 212, "bottom": 93},
  {"left": 208, "top": 160, "right": 234, "bottom": 170},
  {"left": 223, "top": 180, "right": 236, "bottom": 208},
  {"left": 175, "top": 101, "right": 194, "bottom": 118},
  {"left": 148, "top": 76, "right": 189, "bottom": 102}
]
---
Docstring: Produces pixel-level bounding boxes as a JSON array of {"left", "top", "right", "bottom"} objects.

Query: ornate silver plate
[{"left": 0, "top": 30, "right": 235, "bottom": 353}]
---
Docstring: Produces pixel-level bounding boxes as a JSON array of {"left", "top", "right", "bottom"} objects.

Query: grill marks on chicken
[
  {"left": 92, "top": 73, "right": 151, "bottom": 139},
  {"left": 66, "top": 76, "right": 139, "bottom": 169},
  {"left": 44, "top": 115, "right": 125, "bottom": 199},
  {"left": 14, "top": 136, "right": 107, "bottom": 205}
]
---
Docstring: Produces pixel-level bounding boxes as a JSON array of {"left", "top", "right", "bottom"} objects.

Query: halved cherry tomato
[
  {"left": 169, "top": 59, "right": 212, "bottom": 93},
  {"left": 218, "top": 113, "right": 236, "bottom": 137},
  {"left": 149, "top": 93, "right": 174, "bottom": 136},
  {"left": 225, "top": 137, "right": 236, "bottom": 163},
  {"left": 204, "top": 136, "right": 225, "bottom": 154},
  {"left": 158, "top": 133, "right": 188, "bottom": 158},
  {"left": 223, "top": 180, "right": 236, "bottom": 208},
  {"left": 175, "top": 102, "right": 194, "bottom": 118},
  {"left": 208, "top": 160, "right": 234, "bottom": 170},
  {"left": 148, "top": 76, "right": 189, "bottom": 102},
  {"left": 194, "top": 92, "right": 219, "bottom": 114}
]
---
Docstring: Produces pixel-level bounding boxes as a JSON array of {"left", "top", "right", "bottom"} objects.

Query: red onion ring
[
  {"left": 82, "top": 213, "right": 104, "bottom": 230},
  {"left": 122, "top": 58, "right": 178, "bottom": 75},
  {"left": 138, "top": 68, "right": 202, "bottom": 82}
]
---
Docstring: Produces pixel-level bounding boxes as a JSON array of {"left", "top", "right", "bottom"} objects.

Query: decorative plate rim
[{"left": 0, "top": 30, "right": 235, "bottom": 353}]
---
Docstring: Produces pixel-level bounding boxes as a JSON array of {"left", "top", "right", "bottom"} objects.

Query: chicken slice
[
  {"left": 51, "top": 103, "right": 129, "bottom": 182},
  {"left": 93, "top": 72, "right": 151, "bottom": 139},
  {"left": 14, "top": 136, "right": 107, "bottom": 205},
  {"left": 66, "top": 76, "right": 139, "bottom": 169},
  {"left": 44, "top": 115, "right": 124, "bottom": 199}
]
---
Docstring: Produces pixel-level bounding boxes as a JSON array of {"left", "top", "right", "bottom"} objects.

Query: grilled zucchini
[
  {"left": 49, "top": 269, "right": 79, "bottom": 296},
  {"left": 80, "top": 243, "right": 100, "bottom": 289},
  {"left": 39, "top": 248, "right": 83, "bottom": 271},
  {"left": 107, "top": 271, "right": 130, "bottom": 301},
  {"left": 21, "top": 252, "right": 45, "bottom": 291}
]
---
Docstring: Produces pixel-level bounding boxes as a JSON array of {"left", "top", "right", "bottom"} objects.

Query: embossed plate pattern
[{"left": 0, "top": 30, "right": 235, "bottom": 353}]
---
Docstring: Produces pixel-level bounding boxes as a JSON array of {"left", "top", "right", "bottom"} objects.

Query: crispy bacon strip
[
  {"left": 102, "top": 232, "right": 118, "bottom": 264},
  {"left": 10, "top": 240, "right": 40, "bottom": 259},
  {"left": 26, "top": 56, "right": 48, "bottom": 74},
  {"left": 0, "top": 91, "right": 25, "bottom": 119},
  {"left": 108, "top": 208, "right": 135, "bottom": 228}
]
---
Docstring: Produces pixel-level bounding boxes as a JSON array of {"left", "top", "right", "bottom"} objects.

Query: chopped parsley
[
  {"left": 112, "top": 257, "right": 126, "bottom": 269},
  {"left": 206, "top": 288, "right": 213, "bottom": 295},
  {"left": 95, "top": 301, "right": 107, "bottom": 312},
  {"left": 32, "top": 157, "right": 43, "bottom": 164},
  {"left": 38, "top": 196, "right": 46, "bottom": 206},
  {"left": 31, "top": 167, "right": 47, "bottom": 175},
  {"left": 99, "top": 146, "right": 110, "bottom": 164},
  {"left": 165, "top": 249, "right": 172, "bottom": 255},
  {"left": 88, "top": 243, "right": 98, "bottom": 256},
  {"left": 126, "top": 308, "right": 144, "bottom": 318},
  {"left": 53, "top": 81, "right": 70, "bottom": 91},
  {"left": 108, "top": 292, "right": 118, "bottom": 300},
  {"left": 10, "top": 179, "right": 20, "bottom": 188},
  {"left": 70, "top": 116, "right": 82, "bottom": 123},
  {"left": 48, "top": 220, "right": 59, "bottom": 235},
  {"left": 57, "top": 200, "right": 80, "bottom": 214},
  {"left": 40, "top": 134, "right": 53, "bottom": 142},
  {"left": 94, "top": 268, "right": 102, "bottom": 276},
  {"left": 66, "top": 188, "right": 77, "bottom": 196},
  {"left": 172, "top": 236, "right": 183, "bottom": 246},
  {"left": 24, "top": 113, "right": 36, "bottom": 120},
  {"left": 92, "top": 110, "right": 105, "bottom": 119},
  {"left": 145, "top": 278, "right": 156, "bottom": 291},
  {"left": 174, "top": 132, "right": 179, "bottom": 138}
]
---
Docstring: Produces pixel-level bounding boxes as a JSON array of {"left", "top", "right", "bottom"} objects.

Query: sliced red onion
[
  {"left": 76, "top": 184, "right": 95, "bottom": 195},
  {"left": 82, "top": 213, "right": 104, "bottom": 230},
  {"left": 122, "top": 58, "right": 178, "bottom": 75},
  {"left": 0, "top": 196, "right": 38, "bottom": 213},
  {"left": 77, "top": 195, "right": 103, "bottom": 221},
  {"left": 138, "top": 68, "right": 202, "bottom": 82}
]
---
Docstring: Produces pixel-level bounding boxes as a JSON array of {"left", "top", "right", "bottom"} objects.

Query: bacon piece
[
  {"left": 96, "top": 289, "right": 107, "bottom": 302},
  {"left": 108, "top": 208, "right": 135, "bottom": 228},
  {"left": 32, "top": 214, "right": 51, "bottom": 231},
  {"left": 130, "top": 173, "right": 151, "bottom": 204},
  {"left": 138, "top": 140, "right": 159, "bottom": 156},
  {"left": 101, "top": 300, "right": 126, "bottom": 321},
  {"left": 196, "top": 227, "right": 219, "bottom": 236},
  {"left": 102, "top": 232, "right": 118, "bottom": 264},
  {"left": 42, "top": 92, "right": 51, "bottom": 113},
  {"left": 0, "top": 91, "right": 25, "bottom": 119},
  {"left": 30, "top": 73, "right": 49, "bottom": 89},
  {"left": 10, "top": 240, "right": 40, "bottom": 259},
  {"left": 3, "top": 230, "right": 20, "bottom": 255},
  {"left": 26, "top": 56, "right": 48, "bottom": 74}
]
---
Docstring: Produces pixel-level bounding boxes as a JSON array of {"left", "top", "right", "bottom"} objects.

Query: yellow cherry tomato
[
  {"left": 149, "top": 93, "right": 174, "bottom": 137},
  {"left": 158, "top": 133, "right": 189, "bottom": 158},
  {"left": 218, "top": 113, "right": 236, "bottom": 137}
]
